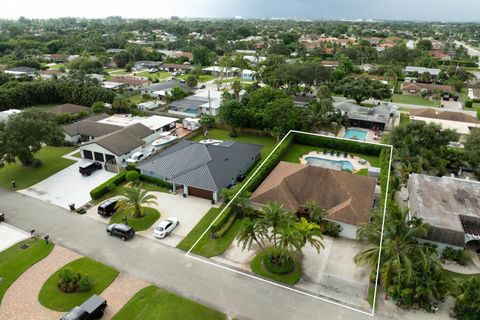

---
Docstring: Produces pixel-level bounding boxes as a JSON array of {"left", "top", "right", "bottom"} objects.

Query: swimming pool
[
  {"left": 304, "top": 156, "right": 355, "bottom": 171},
  {"left": 344, "top": 128, "right": 368, "bottom": 141}
]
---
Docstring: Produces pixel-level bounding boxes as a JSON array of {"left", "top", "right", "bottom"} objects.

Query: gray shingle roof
[
  {"left": 63, "top": 114, "right": 121, "bottom": 137},
  {"left": 143, "top": 80, "right": 192, "bottom": 93},
  {"left": 82, "top": 123, "right": 153, "bottom": 156},
  {"left": 139, "top": 140, "right": 262, "bottom": 192},
  {"left": 333, "top": 102, "right": 393, "bottom": 125}
]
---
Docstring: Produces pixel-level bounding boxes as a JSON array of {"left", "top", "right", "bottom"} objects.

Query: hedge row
[
  {"left": 293, "top": 132, "right": 384, "bottom": 156},
  {"left": 89, "top": 172, "right": 127, "bottom": 200},
  {"left": 139, "top": 174, "right": 172, "bottom": 189},
  {"left": 244, "top": 134, "right": 294, "bottom": 193},
  {"left": 209, "top": 207, "right": 235, "bottom": 239}
]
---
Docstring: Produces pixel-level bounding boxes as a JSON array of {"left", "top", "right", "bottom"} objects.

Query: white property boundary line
[{"left": 185, "top": 130, "right": 393, "bottom": 317}]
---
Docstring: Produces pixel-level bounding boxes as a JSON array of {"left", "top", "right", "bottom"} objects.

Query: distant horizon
[{"left": 2, "top": 0, "right": 480, "bottom": 23}]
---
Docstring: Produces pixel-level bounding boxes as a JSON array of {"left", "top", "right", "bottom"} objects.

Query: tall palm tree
[
  {"left": 236, "top": 218, "right": 267, "bottom": 251},
  {"left": 116, "top": 185, "right": 158, "bottom": 218},
  {"left": 295, "top": 217, "right": 324, "bottom": 253},
  {"left": 303, "top": 199, "right": 326, "bottom": 223},
  {"left": 259, "top": 202, "right": 295, "bottom": 247},
  {"left": 232, "top": 79, "right": 242, "bottom": 100},
  {"left": 354, "top": 203, "right": 429, "bottom": 291}
]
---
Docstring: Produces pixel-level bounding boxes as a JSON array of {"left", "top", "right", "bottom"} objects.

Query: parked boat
[{"left": 152, "top": 132, "right": 178, "bottom": 147}]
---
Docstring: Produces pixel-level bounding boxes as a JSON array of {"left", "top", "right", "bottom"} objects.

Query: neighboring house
[
  {"left": 102, "top": 81, "right": 125, "bottom": 90},
  {"left": 401, "top": 82, "right": 453, "bottom": 97},
  {"left": 359, "top": 64, "right": 376, "bottom": 72},
  {"left": 409, "top": 108, "right": 480, "bottom": 141},
  {"left": 109, "top": 76, "right": 151, "bottom": 90},
  {"left": 321, "top": 60, "right": 338, "bottom": 69},
  {"left": 138, "top": 100, "right": 160, "bottom": 111},
  {"left": 80, "top": 123, "right": 154, "bottom": 165},
  {"left": 333, "top": 102, "right": 397, "bottom": 130},
  {"left": 168, "top": 90, "right": 221, "bottom": 117},
  {"left": 182, "top": 117, "right": 201, "bottom": 130},
  {"left": 0, "top": 109, "right": 21, "bottom": 122},
  {"left": 250, "top": 161, "right": 377, "bottom": 239},
  {"left": 159, "top": 63, "right": 192, "bottom": 74},
  {"left": 48, "top": 103, "right": 90, "bottom": 115},
  {"left": 63, "top": 114, "right": 122, "bottom": 144},
  {"left": 468, "top": 88, "right": 480, "bottom": 100},
  {"left": 141, "top": 80, "right": 193, "bottom": 99},
  {"left": 133, "top": 61, "right": 163, "bottom": 70},
  {"left": 4, "top": 67, "right": 39, "bottom": 78},
  {"left": 376, "top": 42, "right": 395, "bottom": 52},
  {"left": 106, "top": 48, "right": 125, "bottom": 54},
  {"left": 43, "top": 54, "right": 66, "bottom": 63},
  {"left": 405, "top": 66, "right": 441, "bottom": 77},
  {"left": 408, "top": 173, "right": 480, "bottom": 250},
  {"left": 241, "top": 69, "right": 256, "bottom": 81},
  {"left": 243, "top": 55, "right": 267, "bottom": 65},
  {"left": 429, "top": 50, "right": 451, "bottom": 60},
  {"left": 202, "top": 66, "right": 240, "bottom": 77},
  {"left": 139, "top": 140, "right": 262, "bottom": 203},
  {"left": 40, "top": 69, "right": 64, "bottom": 79}
]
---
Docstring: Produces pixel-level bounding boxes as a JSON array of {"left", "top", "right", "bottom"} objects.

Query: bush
[
  {"left": 263, "top": 252, "right": 295, "bottom": 274},
  {"left": 209, "top": 207, "right": 235, "bottom": 239},
  {"left": 57, "top": 269, "right": 92, "bottom": 293},
  {"left": 31, "top": 158, "right": 43, "bottom": 168},
  {"left": 107, "top": 183, "right": 116, "bottom": 192},
  {"left": 89, "top": 172, "right": 127, "bottom": 199},
  {"left": 125, "top": 170, "right": 140, "bottom": 182},
  {"left": 465, "top": 100, "right": 473, "bottom": 108},
  {"left": 441, "top": 247, "right": 472, "bottom": 266},
  {"left": 319, "top": 220, "right": 342, "bottom": 237},
  {"left": 139, "top": 174, "right": 172, "bottom": 189}
]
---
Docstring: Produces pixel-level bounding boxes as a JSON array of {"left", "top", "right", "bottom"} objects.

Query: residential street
[{"left": 0, "top": 188, "right": 391, "bottom": 320}]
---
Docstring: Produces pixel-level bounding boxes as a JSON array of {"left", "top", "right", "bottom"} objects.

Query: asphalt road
[{"left": 0, "top": 188, "right": 392, "bottom": 320}]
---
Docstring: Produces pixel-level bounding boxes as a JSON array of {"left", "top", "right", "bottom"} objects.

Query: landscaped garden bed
[
  {"left": 38, "top": 257, "right": 119, "bottom": 311},
  {"left": 109, "top": 207, "right": 160, "bottom": 231},
  {"left": 250, "top": 248, "right": 302, "bottom": 285}
]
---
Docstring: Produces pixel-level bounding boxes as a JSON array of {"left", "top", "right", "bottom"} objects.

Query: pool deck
[{"left": 300, "top": 151, "right": 371, "bottom": 172}]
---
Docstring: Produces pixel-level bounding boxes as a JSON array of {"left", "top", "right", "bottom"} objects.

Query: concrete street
[{"left": 0, "top": 188, "right": 392, "bottom": 320}]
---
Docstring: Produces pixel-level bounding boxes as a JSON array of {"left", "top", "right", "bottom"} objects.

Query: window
[
  {"left": 83, "top": 150, "right": 93, "bottom": 160},
  {"left": 94, "top": 152, "right": 104, "bottom": 162}
]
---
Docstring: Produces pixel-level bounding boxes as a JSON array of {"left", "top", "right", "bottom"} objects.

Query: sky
[{"left": 2, "top": 0, "right": 480, "bottom": 22}]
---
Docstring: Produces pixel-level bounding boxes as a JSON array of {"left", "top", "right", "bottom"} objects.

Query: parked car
[
  {"left": 61, "top": 294, "right": 107, "bottom": 320},
  {"left": 106, "top": 223, "right": 135, "bottom": 241},
  {"left": 153, "top": 218, "right": 179, "bottom": 239},
  {"left": 97, "top": 200, "right": 118, "bottom": 217},
  {"left": 79, "top": 162, "right": 102, "bottom": 176},
  {"left": 126, "top": 152, "right": 144, "bottom": 164}
]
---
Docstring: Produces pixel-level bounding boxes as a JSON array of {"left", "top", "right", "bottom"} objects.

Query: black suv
[
  {"left": 98, "top": 200, "right": 118, "bottom": 217},
  {"left": 79, "top": 162, "right": 102, "bottom": 176},
  {"left": 61, "top": 294, "right": 107, "bottom": 320},
  {"left": 106, "top": 223, "right": 135, "bottom": 241}
]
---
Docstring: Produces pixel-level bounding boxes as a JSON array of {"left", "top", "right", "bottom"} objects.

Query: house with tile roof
[{"left": 250, "top": 161, "right": 377, "bottom": 239}]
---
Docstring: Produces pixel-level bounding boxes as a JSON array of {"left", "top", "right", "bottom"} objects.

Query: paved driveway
[
  {"left": 0, "top": 223, "right": 29, "bottom": 253},
  {"left": 18, "top": 160, "right": 116, "bottom": 209},
  {"left": 86, "top": 191, "right": 214, "bottom": 247}
]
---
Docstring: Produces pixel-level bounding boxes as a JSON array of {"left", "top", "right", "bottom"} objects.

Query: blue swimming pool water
[
  {"left": 304, "top": 157, "right": 355, "bottom": 171},
  {"left": 344, "top": 128, "right": 368, "bottom": 141}
]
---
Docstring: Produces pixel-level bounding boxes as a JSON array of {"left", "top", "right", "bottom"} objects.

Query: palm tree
[
  {"left": 295, "top": 217, "right": 324, "bottom": 253},
  {"left": 259, "top": 202, "right": 294, "bottom": 247},
  {"left": 303, "top": 200, "right": 326, "bottom": 223},
  {"left": 232, "top": 79, "right": 242, "bottom": 100},
  {"left": 116, "top": 185, "right": 158, "bottom": 218},
  {"left": 236, "top": 218, "right": 267, "bottom": 251},
  {"left": 354, "top": 203, "right": 429, "bottom": 293}
]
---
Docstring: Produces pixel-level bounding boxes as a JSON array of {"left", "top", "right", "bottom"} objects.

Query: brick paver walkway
[
  {"left": 101, "top": 273, "right": 148, "bottom": 319},
  {"left": 0, "top": 245, "right": 81, "bottom": 320}
]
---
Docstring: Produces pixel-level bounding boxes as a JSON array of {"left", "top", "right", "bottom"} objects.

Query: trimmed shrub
[
  {"left": 125, "top": 170, "right": 140, "bottom": 182},
  {"left": 209, "top": 207, "right": 235, "bottom": 239},
  {"left": 263, "top": 253, "right": 295, "bottom": 274},
  {"left": 465, "top": 100, "right": 473, "bottom": 109},
  {"left": 57, "top": 269, "right": 92, "bottom": 293},
  {"left": 319, "top": 220, "right": 342, "bottom": 237},
  {"left": 139, "top": 174, "right": 172, "bottom": 189},
  {"left": 89, "top": 172, "right": 127, "bottom": 199},
  {"left": 441, "top": 247, "right": 472, "bottom": 266}
]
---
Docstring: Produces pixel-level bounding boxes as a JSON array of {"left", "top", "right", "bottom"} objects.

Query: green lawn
[
  {"left": 367, "top": 282, "right": 377, "bottom": 308},
  {"left": 250, "top": 248, "right": 302, "bottom": 285},
  {"left": 111, "top": 285, "right": 226, "bottom": 320},
  {"left": 177, "top": 205, "right": 244, "bottom": 257},
  {"left": 281, "top": 143, "right": 381, "bottom": 167},
  {"left": 0, "top": 238, "right": 54, "bottom": 303},
  {"left": 177, "top": 207, "right": 222, "bottom": 252},
  {"left": 48, "top": 64, "right": 65, "bottom": 70},
  {"left": 38, "top": 257, "right": 119, "bottom": 311},
  {"left": 136, "top": 71, "right": 171, "bottom": 80},
  {"left": 128, "top": 94, "right": 143, "bottom": 104},
  {"left": 110, "top": 207, "right": 160, "bottom": 231},
  {"left": 400, "top": 113, "right": 411, "bottom": 125},
  {"left": 392, "top": 94, "right": 439, "bottom": 107},
  {"left": 177, "top": 74, "right": 217, "bottom": 83},
  {"left": 0, "top": 146, "right": 76, "bottom": 189}
]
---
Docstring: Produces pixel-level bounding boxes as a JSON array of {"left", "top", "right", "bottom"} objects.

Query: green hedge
[
  {"left": 209, "top": 207, "right": 236, "bottom": 239},
  {"left": 139, "top": 174, "right": 172, "bottom": 189},
  {"left": 244, "top": 134, "right": 294, "bottom": 193},
  {"left": 89, "top": 172, "right": 127, "bottom": 199},
  {"left": 293, "top": 132, "right": 383, "bottom": 156}
]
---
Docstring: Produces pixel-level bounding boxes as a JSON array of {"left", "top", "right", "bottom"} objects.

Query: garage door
[{"left": 188, "top": 187, "right": 213, "bottom": 200}]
